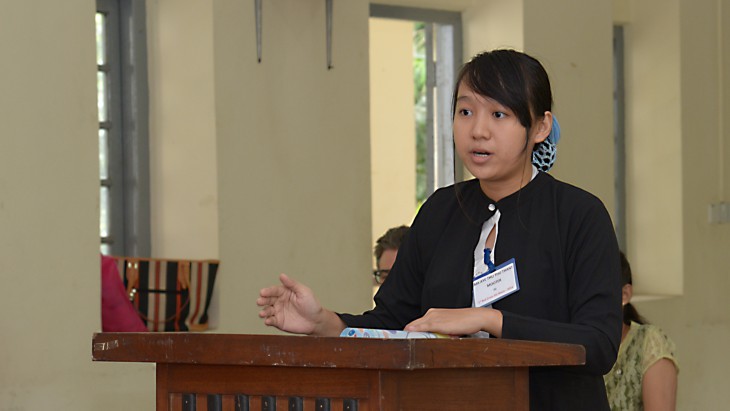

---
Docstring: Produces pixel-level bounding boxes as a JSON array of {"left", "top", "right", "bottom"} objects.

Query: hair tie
[{"left": 532, "top": 116, "right": 560, "bottom": 172}]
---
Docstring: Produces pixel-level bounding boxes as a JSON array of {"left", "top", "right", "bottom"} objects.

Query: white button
[{"left": 488, "top": 204, "right": 496, "bottom": 212}]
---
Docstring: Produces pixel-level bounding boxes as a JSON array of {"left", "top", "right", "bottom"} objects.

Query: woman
[
  {"left": 604, "top": 252, "right": 679, "bottom": 410},
  {"left": 257, "top": 49, "right": 622, "bottom": 410}
]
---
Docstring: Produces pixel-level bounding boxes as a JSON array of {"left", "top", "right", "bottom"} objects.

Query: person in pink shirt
[{"left": 101, "top": 254, "right": 147, "bottom": 332}]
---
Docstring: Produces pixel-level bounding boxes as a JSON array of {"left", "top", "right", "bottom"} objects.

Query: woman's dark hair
[
  {"left": 452, "top": 49, "right": 553, "bottom": 225},
  {"left": 451, "top": 49, "right": 553, "bottom": 135},
  {"left": 620, "top": 251, "right": 647, "bottom": 325}
]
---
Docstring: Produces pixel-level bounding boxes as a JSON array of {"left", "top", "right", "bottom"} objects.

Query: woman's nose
[{"left": 471, "top": 114, "right": 491, "bottom": 139}]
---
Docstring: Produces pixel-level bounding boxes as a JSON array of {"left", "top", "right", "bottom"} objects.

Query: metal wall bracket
[
  {"left": 326, "top": 0, "right": 333, "bottom": 69},
  {"left": 253, "top": 0, "right": 334, "bottom": 69},
  {"left": 255, "top": 0, "right": 262, "bottom": 63}
]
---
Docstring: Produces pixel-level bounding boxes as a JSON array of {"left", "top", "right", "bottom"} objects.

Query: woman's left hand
[{"left": 404, "top": 307, "right": 503, "bottom": 337}]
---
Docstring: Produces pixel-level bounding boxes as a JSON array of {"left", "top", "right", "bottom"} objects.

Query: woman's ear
[
  {"left": 532, "top": 111, "right": 552, "bottom": 145},
  {"left": 621, "top": 283, "right": 633, "bottom": 306}
]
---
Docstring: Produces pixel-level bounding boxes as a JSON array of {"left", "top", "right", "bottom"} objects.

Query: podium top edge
[{"left": 92, "top": 332, "right": 585, "bottom": 369}]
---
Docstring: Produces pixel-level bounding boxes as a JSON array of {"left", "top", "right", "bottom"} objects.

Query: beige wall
[
  {"left": 463, "top": 0, "right": 523, "bottom": 53},
  {"left": 0, "top": 1, "right": 157, "bottom": 409},
  {"left": 212, "top": 0, "right": 374, "bottom": 334},
  {"left": 524, "top": 0, "right": 615, "bottom": 210},
  {"left": 147, "top": 0, "right": 220, "bottom": 260},
  {"left": 369, "top": 18, "right": 417, "bottom": 256},
  {"left": 624, "top": 0, "right": 683, "bottom": 295},
  {"left": 629, "top": 0, "right": 730, "bottom": 408},
  {"left": 2, "top": 0, "right": 729, "bottom": 409}
]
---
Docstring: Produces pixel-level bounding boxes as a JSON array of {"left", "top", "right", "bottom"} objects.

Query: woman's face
[{"left": 453, "top": 82, "right": 548, "bottom": 193}]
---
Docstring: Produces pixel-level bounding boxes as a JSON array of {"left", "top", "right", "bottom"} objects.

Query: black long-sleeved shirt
[{"left": 340, "top": 173, "right": 622, "bottom": 410}]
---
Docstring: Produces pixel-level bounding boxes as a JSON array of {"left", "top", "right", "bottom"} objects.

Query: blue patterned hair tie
[{"left": 532, "top": 116, "right": 561, "bottom": 172}]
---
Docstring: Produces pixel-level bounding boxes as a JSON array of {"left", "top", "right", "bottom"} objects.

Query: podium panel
[{"left": 92, "top": 333, "right": 584, "bottom": 411}]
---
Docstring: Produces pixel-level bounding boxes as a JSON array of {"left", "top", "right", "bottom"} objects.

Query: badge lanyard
[{"left": 483, "top": 247, "right": 496, "bottom": 273}]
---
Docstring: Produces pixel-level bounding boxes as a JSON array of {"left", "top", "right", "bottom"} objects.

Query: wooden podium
[{"left": 92, "top": 333, "right": 584, "bottom": 411}]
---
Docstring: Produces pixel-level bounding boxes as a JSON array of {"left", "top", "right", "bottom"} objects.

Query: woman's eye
[
  {"left": 459, "top": 108, "right": 472, "bottom": 116},
  {"left": 493, "top": 111, "right": 506, "bottom": 119}
]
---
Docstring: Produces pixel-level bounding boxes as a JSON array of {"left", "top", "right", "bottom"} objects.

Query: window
[
  {"left": 369, "top": 5, "right": 462, "bottom": 255},
  {"left": 370, "top": 4, "right": 463, "bottom": 204},
  {"left": 95, "top": 0, "right": 150, "bottom": 256}
]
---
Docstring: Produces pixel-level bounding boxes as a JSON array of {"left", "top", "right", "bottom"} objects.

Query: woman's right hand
[{"left": 257, "top": 273, "right": 345, "bottom": 336}]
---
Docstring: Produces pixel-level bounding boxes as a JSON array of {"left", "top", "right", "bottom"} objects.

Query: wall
[
  {"left": 627, "top": 0, "right": 730, "bottom": 408},
  {"left": 0, "top": 1, "right": 157, "bottom": 410},
  {"left": 623, "top": 0, "right": 683, "bottom": 295},
  {"left": 462, "top": 0, "right": 523, "bottom": 53},
  {"left": 212, "top": 0, "right": 374, "bottom": 334},
  {"left": 369, "top": 17, "right": 417, "bottom": 257},
  {"left": 523, "top": 0, "right": 615, "bottom": 210},
  {"left": 147, "top": 0, "right": 220, "bottom": 259}
]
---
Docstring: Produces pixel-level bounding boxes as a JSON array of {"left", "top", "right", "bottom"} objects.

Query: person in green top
[{"left": 604, "top": 252, "right": 679, "bottom": 410}]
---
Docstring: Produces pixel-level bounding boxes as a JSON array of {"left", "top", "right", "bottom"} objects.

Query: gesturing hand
[{"left": 257, "top": 273, "right": 322, "bottom": 334}]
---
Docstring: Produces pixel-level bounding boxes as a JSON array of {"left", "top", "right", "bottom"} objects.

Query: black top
[{"left": 340, "top": 173, "right": 622, "bottom": 410}]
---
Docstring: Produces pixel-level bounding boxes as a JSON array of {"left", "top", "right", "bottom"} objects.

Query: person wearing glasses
[{"left": 372, "top": 225, "right": 410, "bottom": 285}]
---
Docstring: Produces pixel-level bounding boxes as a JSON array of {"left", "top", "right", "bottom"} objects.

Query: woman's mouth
[{"left": 470, "top": 150, "right": 492, "bottom": 164}]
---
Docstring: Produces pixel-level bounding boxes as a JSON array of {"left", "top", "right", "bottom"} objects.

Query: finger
[
  {"left": 404, "top": 310, "right": 442, "bottom": 332},
  {"left": 404, "top": 318, "right": 426, "bottom": 332},
  {"left": 258, "top": 306, "right": 274, "bottom": 318},
  {"left": 279, "top": 273, "right": 299, "bottom": 289},
  {"left": 259, "top": 285, "right": 285, "bottom": 298},
  {"left": 263, "top": 310, "right": 283, "bottom": 327},
  {"left": 257, "top": 294, "right": 283, "bottom": 306},
  {"left": 256, "top": 296, "right": 274, "bottom": 307}
]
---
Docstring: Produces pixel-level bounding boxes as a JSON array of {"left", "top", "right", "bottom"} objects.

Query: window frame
[
  {"left": 96, "top": 0, "right": 151, "bottom": 257},
  {"left": 613, "top": 25, "right": 626, "bottom": 250}
]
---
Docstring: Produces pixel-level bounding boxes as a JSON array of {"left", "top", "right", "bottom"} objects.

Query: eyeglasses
[{"left": 372, "top": 269, "right": 390, "bottom": 284}]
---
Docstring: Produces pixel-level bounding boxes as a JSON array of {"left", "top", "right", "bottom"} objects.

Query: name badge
[{"left": 473, "top": 258, "right": 519, "bottom": 307}]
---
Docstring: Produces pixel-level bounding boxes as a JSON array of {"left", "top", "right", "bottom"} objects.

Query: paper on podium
[{"left": 340, "top": 327, "right": 448, "bottom": 339}]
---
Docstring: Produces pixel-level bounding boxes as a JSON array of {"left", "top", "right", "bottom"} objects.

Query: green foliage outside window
[{"left": 413, "top": 23, "right": 427, "bottom": 207}]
